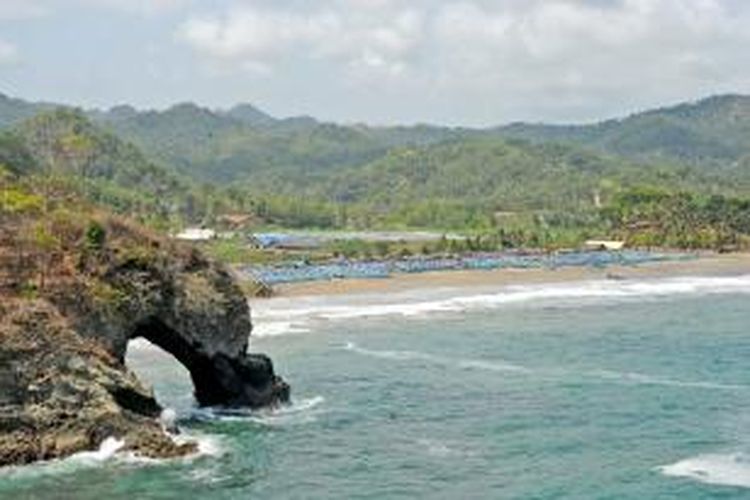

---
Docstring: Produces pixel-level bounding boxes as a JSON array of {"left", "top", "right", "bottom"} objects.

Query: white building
[
  {"left": 584, "top": 240, "right": 625, "bottom": 251},
  {"left": 175, "top": 228, "right": 216, "bottom": 241}
]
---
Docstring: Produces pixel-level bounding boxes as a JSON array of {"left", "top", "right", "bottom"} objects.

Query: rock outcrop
[
  {"left": 0, "top": 215, "right": 289, "bottom": 466},
  {"left": 0, "top": 300, "right": 195, "bottom": 465}
]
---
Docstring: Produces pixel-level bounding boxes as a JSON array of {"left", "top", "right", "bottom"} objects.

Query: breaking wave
[
  {"left": 660, "top": 453, "right": 750, "bottom": 488},
  {"left": 190, "top": 396, "right": 326, "bottom": 427},
  {"left": 251, "top": 275, "right": 750, "bottom": 337}
]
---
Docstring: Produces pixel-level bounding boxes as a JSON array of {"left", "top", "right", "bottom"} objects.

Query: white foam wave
[
  {"left": 191, "top": 396, "right": 326, "bottom": 426},
  {"left": 252, "top": 320, "right": 310, "bottom": 338},
  {"left": 251, "top": 275, "right": 750, "bottom": 337},
  {"left": 344, "top": 343, "right": 744, "bottom": 391},
  {"left": 591, "top": 370, "right": 747, "bottom": 391},
  {"left": 343, "top": 342, "right": 530, "bottom": 373},
  {"left": 415, "top": 438, "right": 469, "bottom": 458},
  {"left": 0, "top": 436, "right": 126, "bottom": 479},
  {"left": 660, "top": 453, "right": 750, "bottom": 488},
  {"left": 73, "top": 436, "right": 125, "bottom": 462},
  {"left": 179, "top": 433, "right": 223, "bottom": 458}
]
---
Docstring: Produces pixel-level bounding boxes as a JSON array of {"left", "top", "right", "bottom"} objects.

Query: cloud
[
  {"left": 0, "top": 0, "right": 49, "bottom": 20},
  {"left": 174, "top": 0, "right": 750, "bottom": 122},
  {"left": 178, "top": 3, "right": 425, "bottom": 78},
  {"left": 77, "top": 0, "right": 187, "bottom": 15},
  {"left": 0, "top": 0, "right": 186, "bottom": 19},
  {"left": 427, "top": 0, "right": 749, "bottom": 117},
  {"left": 0, "top": 39, "right": 18, "bottom": 64}
]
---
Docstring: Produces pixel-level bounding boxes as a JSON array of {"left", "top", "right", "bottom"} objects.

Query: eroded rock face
[
  {"left": 0, "top": 300, "right": 195, "bottom": 466},
  {"left": 0, "top": 219, "right": 289, "bottom": 466},
  {"left": 50, "top": 244, "right": 290, "bottom": 409}
]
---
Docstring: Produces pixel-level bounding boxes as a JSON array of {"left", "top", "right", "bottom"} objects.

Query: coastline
[{"left": 265, "top": 252, "right": 750, "bottom": 298}]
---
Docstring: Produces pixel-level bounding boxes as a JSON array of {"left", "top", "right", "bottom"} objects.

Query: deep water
[{"left": 3, "top": 275, "right": 750, "bottom": 499}]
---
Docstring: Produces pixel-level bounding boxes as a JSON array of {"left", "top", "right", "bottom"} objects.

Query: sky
[{"left": 1, "top": 0, "right": 749, "bottom": 126}]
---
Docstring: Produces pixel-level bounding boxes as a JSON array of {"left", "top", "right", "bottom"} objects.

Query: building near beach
[
  {"left": 584, "top": 240, "right": 625, "bottom": 251},
  {"left": 174, "top": 228, "right": 216, "bottom": 241}
]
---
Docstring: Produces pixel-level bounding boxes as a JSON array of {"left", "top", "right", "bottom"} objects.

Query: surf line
[{"left": 342, "top": 342, "right": 748, "bottom": 391}]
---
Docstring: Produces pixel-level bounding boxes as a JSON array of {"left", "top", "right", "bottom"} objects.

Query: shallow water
[{"left": 4, "top": 275, "right": 750, "bottom": 498}]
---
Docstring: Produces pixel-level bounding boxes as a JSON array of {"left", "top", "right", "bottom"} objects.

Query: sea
[{"left": 3, "top": 273, "right": 750, "bottom": 499}]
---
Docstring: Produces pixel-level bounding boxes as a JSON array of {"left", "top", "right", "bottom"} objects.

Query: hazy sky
[{"left": 1, "top": 0, "right": 749, "bottom": 126}]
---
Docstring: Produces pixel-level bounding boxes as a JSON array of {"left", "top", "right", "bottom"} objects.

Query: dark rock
[{"left": 0, "top": 300, "right": 196, "bottom": 465}]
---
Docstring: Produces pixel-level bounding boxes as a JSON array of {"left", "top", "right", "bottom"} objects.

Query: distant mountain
[
  {"left": 5, "top": 92, "right": 750, "bottom": 233},
  {"left": 4, "top": 92, "right": 750, "bottom": 216},
  {"left": 223, "top": 103, "right": 276, "bottom": 127},
  {"left": 93, "top": 101, "right": 464, "bottom": 183},
  {"left": 495, "top": 95, "right": 750, "bottom": 163},
  {"left": 0, "top": 93, "right": 50, "bottom": 129}
]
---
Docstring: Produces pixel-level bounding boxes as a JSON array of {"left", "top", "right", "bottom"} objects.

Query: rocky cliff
[{"left": 0, "top": 213, "right": 289, "bottom": 466}]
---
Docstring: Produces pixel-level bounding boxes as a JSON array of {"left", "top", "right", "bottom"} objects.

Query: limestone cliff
[{"left": 0, "top": 214, "right": 289, "bottom": 466}]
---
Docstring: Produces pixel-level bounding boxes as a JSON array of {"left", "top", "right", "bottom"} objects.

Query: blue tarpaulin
[{"left": 238, "top": 251, "right": 695, "bottom": 285}]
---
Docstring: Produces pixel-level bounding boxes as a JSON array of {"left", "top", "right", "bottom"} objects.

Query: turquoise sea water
[{"left": 3, "top": 274, "right": 750, "bottom": 498}]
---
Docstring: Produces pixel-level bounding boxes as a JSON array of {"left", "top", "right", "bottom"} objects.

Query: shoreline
[{"left": 263, "top": 252, "right": 750, "bottom": 298}]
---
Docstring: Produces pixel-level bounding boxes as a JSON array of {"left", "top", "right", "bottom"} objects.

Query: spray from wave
[
  {"left": 659, "top": 453, "right": 750, "bottom": 488},
  {"left": 190, "top": 396, "right": 326, "bottom": 427}
]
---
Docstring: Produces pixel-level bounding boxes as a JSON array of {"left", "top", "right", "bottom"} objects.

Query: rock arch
[
  {"left": 52, "top": 243, "right": 290, "bottom": 409},
  {"left": 131, "top": 316, "right": 287, "bottom": 407}
]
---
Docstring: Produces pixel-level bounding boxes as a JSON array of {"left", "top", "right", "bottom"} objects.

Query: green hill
[
  {"left": 93, "top": 102, "right": 465, "bottom": 184},
  {"left": 4, "top": 93, "right": 750, "bottom": 245},
  {"left": 1, "top": 108, "right": 190, "bottom": 226},
  {"left": 495, "top": 95, "right": 750, "bottom": 164}
]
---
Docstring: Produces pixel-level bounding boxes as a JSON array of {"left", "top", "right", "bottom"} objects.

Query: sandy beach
[{"left": 267, "top": 252, "right": 750, "bottom": 298}]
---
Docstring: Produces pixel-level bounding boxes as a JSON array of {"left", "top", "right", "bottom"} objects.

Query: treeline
[{"left": 603, "top": 187, "right": 750, "bottom": 249}]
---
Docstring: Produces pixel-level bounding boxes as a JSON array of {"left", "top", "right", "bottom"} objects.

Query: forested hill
[
  {"left": 495, "top": 94, "right": 750, "bottom": 163},
  {"left": 94, "top": 102, "right": 466, "bottom": 184},
  {"left": 4, "top": 92, "right": 750, "bottom": 235},
  {"left": 0, "top": 93, "right": 51, "bottom": 129},
  {"left": 93, "top": 93, "right": 750, "bottom": 184},
  {"left": 0, "top": 108, "right": 190, "bottom": 226},
  {"left": 4, "top": 92, "right": 750, "bottom": 187}
]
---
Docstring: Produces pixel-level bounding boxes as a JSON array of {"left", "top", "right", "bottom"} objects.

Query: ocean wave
[
  {"left": 414, "top": 438, "right": 474, "bottom": 458},
  {"left": 251, "top": 275, "right": 750, "bottom": 337},
  {"left": 190, "top": 396, "right": 326, "bottom": 426},
  {"left": 0, "top": 431, "right": 225, "bottom": 480},
  {"left": 343, "top": 342, "right": 530, "bottom": 373},
  {"left": 0, "top": 437, "right": 128, "bottom": 480},
  {"left": 590, "top": 370, "right": 747, "bottom": 391},
  {"left": 343, "top": 343, "right": 744, "bottom": 391},
  {"left": 659, "top": 453, "right": 750, "bottom": 488},
  {"left": 252, "top": 320, "right": 311, "bottom": 338}
]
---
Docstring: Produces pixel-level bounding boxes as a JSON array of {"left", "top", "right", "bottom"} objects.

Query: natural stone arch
[
  {"left": 131, "top": 316, "right": 284, "bottom": 407},
  {"left": 51, "top": 239, "right": 289, "bottom": 409}
]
